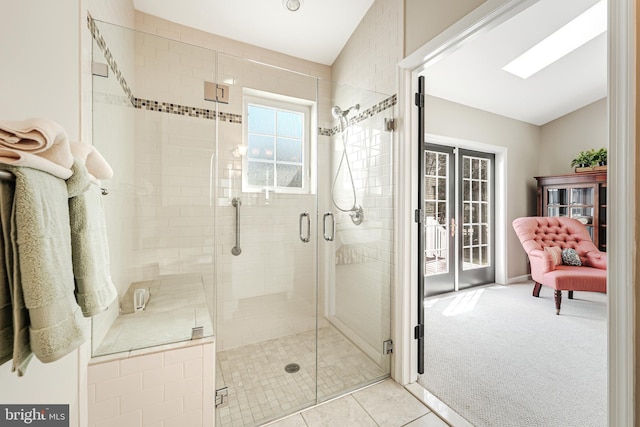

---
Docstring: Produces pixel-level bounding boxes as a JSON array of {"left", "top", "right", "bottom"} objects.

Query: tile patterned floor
[
  {"left": 215, "top": 325, "right": 388, "bottom": 426},
  {"left": 266, "top": 379, "right": 451, "bottom": 427}
]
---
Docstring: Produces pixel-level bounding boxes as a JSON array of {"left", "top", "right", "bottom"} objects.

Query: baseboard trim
[{"left": 507, "top": 274, "right": 531, "bottom": 284}]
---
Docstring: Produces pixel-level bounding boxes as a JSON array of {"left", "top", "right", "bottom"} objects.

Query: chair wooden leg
[
  {"left": 568, "top": 290, "right": 574, "bottom": 299},
  {"left": 533, "top": 282, "right": 542, "bottom": 297},
  {"left": 554, "top": 290, "right": 562, "bottom": 315}
]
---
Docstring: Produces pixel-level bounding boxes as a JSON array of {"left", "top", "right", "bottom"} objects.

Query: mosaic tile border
[
  {"left": 88, "top": 15, "right": 395, "bottom": 131},
  {"left": 132, "top": 98, "right": 242, "bottom": 123},
  {"left": 319, "top": 94, "right": 397, "bottom": 136},
  {"left": 88, "top": 14, "right": 134, "bottom": 104}
]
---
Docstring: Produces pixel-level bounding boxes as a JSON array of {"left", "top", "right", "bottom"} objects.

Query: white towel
[
  {"left": 0, "top": 118, "right": 74, "bottom": 170},
  {"left": 0, "top": 148, "right": 72, "bottom": 179},
  {"left": 69, "top": 141, "right": 113, "bottom": 180}
]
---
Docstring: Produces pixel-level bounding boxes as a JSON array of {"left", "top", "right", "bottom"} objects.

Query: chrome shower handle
[
  {"left": 299, "top": 212, "right": 310, "bottom": 243},
  {"left": 323, "top": 211, "right": 335, "bottom": 241},
  {"left": 231, "top": 197, "right": 241, "bottom": 256}
]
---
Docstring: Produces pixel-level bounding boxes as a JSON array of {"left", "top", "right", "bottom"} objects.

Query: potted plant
[
  {"left": 592, "top": 148, "right": 607, "bottom": 169},
  {"left": 571, "top": 150, "right": 595, "bottom": 171}
]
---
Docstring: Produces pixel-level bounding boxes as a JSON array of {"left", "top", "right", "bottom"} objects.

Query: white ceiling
[
  {"left": 132, "top": 0, "right": 374, "bottom": 66},
  {"left": 422, "top": 0, "right": 607, "bottom": 125},
  {"left": 133, "top": 0, "right": 607, "bottom": 126}
]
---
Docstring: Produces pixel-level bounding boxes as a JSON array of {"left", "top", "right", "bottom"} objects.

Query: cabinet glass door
[{"left": 545, "top": 184, "right": 596, "bottom": 241}]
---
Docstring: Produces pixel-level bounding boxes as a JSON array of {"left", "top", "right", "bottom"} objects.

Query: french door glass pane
[
  {"left": 462, "top": 155, "right": 491, "bottom": 271},
  {"left": 424, "top": 150, "right": 449, "bottom": 276}
]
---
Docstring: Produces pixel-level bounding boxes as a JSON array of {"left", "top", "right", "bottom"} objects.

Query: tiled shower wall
[
  {"left": 92, "top": 8, "right": 397, "bottom": 358},
  {"left": 91, "top": 17, "right": 337, "bottom": 354},
  {"left": 328, "top": 0, "right": 401, "bottom": 366},
  {"left": 88, "top": 340, "right": 214, "bottom": 427},
  {"left": 328, "top": 100, "right": 394, "bottom": 365}
]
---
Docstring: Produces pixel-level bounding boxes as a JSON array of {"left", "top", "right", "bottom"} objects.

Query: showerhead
[{"left": 331, "top": 104, "right": 360, "bottom": 119}]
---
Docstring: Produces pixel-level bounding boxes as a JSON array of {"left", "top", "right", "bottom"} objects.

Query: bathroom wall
[
  {"left": 404, "top": 0, "right": 488, "bottom": 56},
  {"left": 539, "top": 97, "right": 608, "bottom": 176},
  {"left": 0, "top": 1, "right": 84, "bottom": 425}
]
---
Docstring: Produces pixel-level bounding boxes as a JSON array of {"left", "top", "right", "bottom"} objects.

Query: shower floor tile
[{"left": 216, "top": 325, "right": 387, "bottom": 427}]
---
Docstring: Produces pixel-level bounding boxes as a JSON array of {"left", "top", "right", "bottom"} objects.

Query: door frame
[
  {"left": 394, "top": 1, "right": 635, "bottom": 426},
  {"left": 426, "top": 134, "right": 507, "bottom": 287},
  {"left": 422, "top": 139, "right": 505, "bottom": 296}
]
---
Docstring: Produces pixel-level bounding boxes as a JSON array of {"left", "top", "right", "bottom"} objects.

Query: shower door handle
[
  {"left": 231, "top": 197, "right": 242, "bottom": 256},
  {"left": 323, "top": 211, "right": 335, "bottom": 241},
  {"left": 299, "top": 212, "right": 310, "bottom": 243}
]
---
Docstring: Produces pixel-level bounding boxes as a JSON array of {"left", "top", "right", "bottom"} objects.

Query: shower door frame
[{"left": 212, "top": 59, "right": 394, "bottom": 424}]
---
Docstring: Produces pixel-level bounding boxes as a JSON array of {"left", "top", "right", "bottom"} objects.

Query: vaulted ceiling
[{"left": 133, "top": 0, "right": 607, "bottom": 126}]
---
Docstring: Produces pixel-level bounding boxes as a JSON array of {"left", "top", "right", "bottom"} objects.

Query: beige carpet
[{"left": 418, "top": 282, "right": 607, "bottom": 427}]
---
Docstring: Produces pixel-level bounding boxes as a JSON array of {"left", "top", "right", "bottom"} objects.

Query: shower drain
[{"left": 284, "top": 363, "right": 300, "bottom": 373}]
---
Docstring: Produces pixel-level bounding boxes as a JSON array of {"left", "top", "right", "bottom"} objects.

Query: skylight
[{"left": 502, "top": 0, "right": 607, "bottom": 79}]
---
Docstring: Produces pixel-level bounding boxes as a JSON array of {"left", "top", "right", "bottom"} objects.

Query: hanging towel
[
  {"left": 70, "top": 141, "right": 114, "bottom": 180},
  {"left": 0, "top": 118, "right": 74, "bottom": 170},
  {"left": 0, "top": 176, "right": 32, "bottom": 374},
  {"left": 67, "top": 159, "right": 117, "bottom": 317},
  {"left": 0, "top": 180, "right": 15, "bottom": 367},
  {"left": 0, "top": 148, "right": 72, "bottom": 179},
  {"left": 0, "top": 165, "right": 88, "bottom": 372}
]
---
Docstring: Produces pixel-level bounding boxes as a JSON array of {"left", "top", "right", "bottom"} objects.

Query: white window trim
[{"left": 242, "top": 87, "right": 317, "bottom": 195}]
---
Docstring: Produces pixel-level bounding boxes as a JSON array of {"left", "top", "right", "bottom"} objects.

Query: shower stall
[{"left": 90, "top": 19, "right": 394, "bottom": 426}]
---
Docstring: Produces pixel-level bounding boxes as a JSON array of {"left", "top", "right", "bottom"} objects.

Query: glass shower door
[
  {"left": 316, "top": 80, "right": 393, "bottom": 402},
  {"left": 214, "top": 53, "right": 319, "bottom": 426}
]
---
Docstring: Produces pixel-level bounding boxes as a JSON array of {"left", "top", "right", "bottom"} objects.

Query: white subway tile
[
  {"left": 95, "top": 409, "right": 141, "bottom": 427},
  {"left": 96, "top": 372, "right": 143, "bottom": 402},
  {"left": 88, "top": 361, "right": 120, "bottom": 385},
  {"left": 120, "top": 353, "right": 164, "bottom": 376},
  {"left": 142, "top": 398, "right": 182, "bottom": 425},
  {"left": 88, "top": 397, "right": 119, "bottom": 424},
  {"left": 182, "top": 391, "right": 203, "bottom": 413},
  {"left": 143, "top": 363, "right": 183, "bottom": 389},
  {"left": 184, "top": 358, "right": 203, "bottom": 379},
  {"left": 120, "top": 386, "right": 164, "bottom": 415},
  {"left": 164, "top": 377, "right": 203, "bottom": 401},
  {"left": 163, "top": 410, "right": 203, "bottom": 427}
]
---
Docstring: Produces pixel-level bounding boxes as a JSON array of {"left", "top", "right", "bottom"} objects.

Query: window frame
[{"left": 241, "top": 88, "right": 316, "bottom": 195}]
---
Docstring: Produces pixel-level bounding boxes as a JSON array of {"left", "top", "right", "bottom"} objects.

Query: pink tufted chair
[{"left": 512, "top": 216, "right": 606, "bottom": 314}]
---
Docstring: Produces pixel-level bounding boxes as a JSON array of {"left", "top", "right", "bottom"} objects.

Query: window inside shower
[{"left": 242, "top": 89, "right": 313, "bottom": 194}]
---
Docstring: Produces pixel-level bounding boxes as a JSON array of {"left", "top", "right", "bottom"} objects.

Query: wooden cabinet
[{"left": 535, "top": 171, "right": 607, "bottom": 251}]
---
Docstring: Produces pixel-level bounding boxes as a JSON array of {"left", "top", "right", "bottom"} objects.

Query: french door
[{"left": 423, "top": 143, "right": 495, "bottom": 297}]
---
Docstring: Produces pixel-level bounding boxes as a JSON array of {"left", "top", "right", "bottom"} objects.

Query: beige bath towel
[
  {"left": 67, "top": 159, "right": 117, "bottom": 317},
  {"left": 0, "top": 148, "right": 72, "bottom": 179},
  {"left": 0, "top": 164, "right": 88, "bottom": 371},
  {"left": 70, "top": 141, "right": 113, "bottom": 180},
  {"left": 0, "top": 118, "right": 74, "bottom": 170}
]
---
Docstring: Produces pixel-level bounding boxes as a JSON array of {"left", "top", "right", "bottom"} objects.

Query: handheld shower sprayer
[
  {"left": 330, "top": 103, "right": 364, "bottom": 225},
  {"left": 331, "top": 104, "right": 360, "bottom": 119}
]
